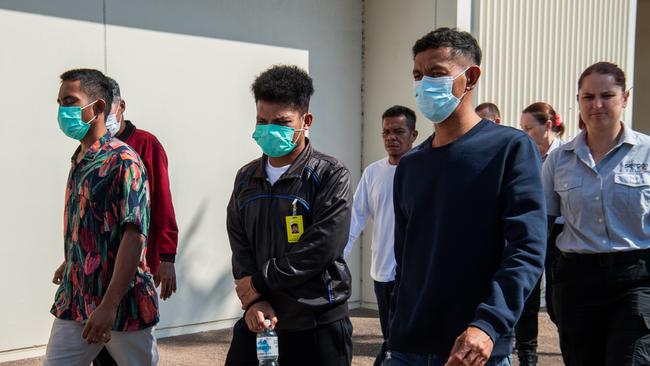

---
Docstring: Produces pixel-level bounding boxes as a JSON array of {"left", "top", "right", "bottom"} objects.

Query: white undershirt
[{"left": 265, "top": 160, "right": 291, "bottom": 186}]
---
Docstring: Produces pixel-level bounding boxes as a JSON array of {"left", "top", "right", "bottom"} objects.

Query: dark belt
[{"left": 560, "top": 248, "right": 650, "bottom": 266}]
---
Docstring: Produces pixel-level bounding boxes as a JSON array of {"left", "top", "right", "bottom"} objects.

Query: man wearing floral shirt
[{"left": 45, "top": 69, "right": 159, "bottom": 366}]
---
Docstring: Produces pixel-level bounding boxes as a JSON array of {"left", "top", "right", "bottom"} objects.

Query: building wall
[
  {"left": 0, "top": 0, "right": 362, "bottom": 360},
  {"left": 475, "top": 0, "right": 637, "bottom": 137},
  {"left": 633, "top": 0, "right": 650, "bottom": 134}
]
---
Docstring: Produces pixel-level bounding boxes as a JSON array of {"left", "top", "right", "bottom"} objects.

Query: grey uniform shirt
[
  {"left": 542, "top": 125, "right": 650, "bottom": 253},
  {"left": 543, "top": 138, "right": 564, "bottom": 162},
  {"left": 544, "top": 139, "right": 565, "bottom": 225}
]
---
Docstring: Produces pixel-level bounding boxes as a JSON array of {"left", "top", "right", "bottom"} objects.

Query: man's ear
[
  {"left": 94, "top": 99, "right": 107, "bottom": 117},
  {"left": 465, "top": 65, "right": 481, "bottom": 91},
  {"left": 303, "top": 112, "right": 313, "bottom": 130},
  {"left": 120, "top": 99, "right": 127, "bottom": 114},
  {"left": 411, "top": 129, "right": 418, "bottom": 142}
]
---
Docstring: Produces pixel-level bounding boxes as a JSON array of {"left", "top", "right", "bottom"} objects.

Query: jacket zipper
[
  {"left": 265, "top": 167, "right": 331, "bottom": 305},
  {"left": 323, "top": 272, "right": 334, "bottom": 305}
]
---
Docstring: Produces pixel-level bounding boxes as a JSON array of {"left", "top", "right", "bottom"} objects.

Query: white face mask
[
  {"left": 105, "top": 114, "right": 120, "bottom": 137},
  {"left": 413, "top": 67, "right": 469, "bottom": 124}
]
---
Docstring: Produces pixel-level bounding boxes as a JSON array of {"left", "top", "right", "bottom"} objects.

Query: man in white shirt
[{"left": 344, "top": 105, "right": 418, "bottom": 366}]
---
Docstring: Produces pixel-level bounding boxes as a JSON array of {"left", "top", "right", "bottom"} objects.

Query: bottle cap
[{"left": 264, "top": 319, "right": 272, "bottom": 328}]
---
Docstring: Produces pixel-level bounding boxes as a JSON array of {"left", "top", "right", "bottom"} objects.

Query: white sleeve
[{"left": 343, "top": 168, "right": 372, "bottom": 258}]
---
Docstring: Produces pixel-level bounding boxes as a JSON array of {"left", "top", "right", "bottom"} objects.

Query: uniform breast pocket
[
  {"left": 554, "top": 177, "right": 583, "bottom": 218},
  {"left": 613, "top": 173, "right": 650, "bottom": 216}
]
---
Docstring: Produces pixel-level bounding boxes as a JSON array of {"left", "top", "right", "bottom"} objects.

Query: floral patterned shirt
[{"left": 51, "top": 133, "right": 159, "bottom": 331}]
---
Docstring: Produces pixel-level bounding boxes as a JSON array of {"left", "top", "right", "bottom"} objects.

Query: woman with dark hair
[
  {"left": 542, "top": 61, "right": 650, "bottom": 365},
  {"left": 520, "top": 102, "right": 565, "bottom": 157},
  {"left": 516, "top": 102, "right": 565, "bottom": 366}
]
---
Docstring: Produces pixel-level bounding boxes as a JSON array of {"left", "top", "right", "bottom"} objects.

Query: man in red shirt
[
  {"left": 93, "top": 78, "right": 180, "bottom": 366},
  {"left": 107, "top": 77, "right": 179, "bottom": 296}
]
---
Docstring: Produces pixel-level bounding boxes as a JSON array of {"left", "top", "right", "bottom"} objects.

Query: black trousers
[
  {"left": 553, "top": 249, "right": 650, "bottom": 366},
  {"left": 225, "top": 316, "right": 353, "bottom": 366},
  {"left": 93, "top": 347, "right": 117, "bottom": 366},
  {"left": 373, "top": 280, "right": 395, "bottom": 366},
  {"left": 544, "top": 223, "right": 563, "bottom": 323},
  {"left": 515, "top": 277, "right": 541, "bottom": 353},
  {"left": 514, "top": 224, "right": 563, "bottom": 353}
]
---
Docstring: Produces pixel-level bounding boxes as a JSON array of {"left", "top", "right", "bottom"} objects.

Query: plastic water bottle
[{"left": 256, "top": 319, "right": 279, "bottom": 365}]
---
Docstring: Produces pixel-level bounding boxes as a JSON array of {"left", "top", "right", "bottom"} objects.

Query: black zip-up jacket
[{"left": 227, "top": 140, "right": 352, "bottom": 331}]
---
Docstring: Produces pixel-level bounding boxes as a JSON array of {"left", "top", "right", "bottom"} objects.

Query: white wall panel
[
  {"left": 0, "top": 6, "right": 105, "bottom": 357},
  {"left": 475, "top": 0, "right": 637, "bottom": 139}
]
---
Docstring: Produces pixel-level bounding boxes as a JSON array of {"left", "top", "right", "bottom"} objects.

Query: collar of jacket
[
  {"left": 253, "top": 138, "right": 313, "bottom": 181},
  {"left": 115, "top": 120, "right": 136, "bottom": 141}
]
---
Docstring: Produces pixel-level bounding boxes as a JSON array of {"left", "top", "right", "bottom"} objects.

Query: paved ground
[{"left": 2, "top": 308, "right": 562, "bottom": 365}]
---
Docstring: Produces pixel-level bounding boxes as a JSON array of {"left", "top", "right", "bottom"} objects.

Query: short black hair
[
  {"left": 251, "top": 65, "right": 314, "bottom": 112},
  {"left": 412, "top": 27, "right": 482, "bottom": 66},
  {"left": 475, "top": 102, "right": 501, "bottom": 119},
  {"left": 60, "top": 69, "right": 113, "bottom": 116},
  {"left": 106, "top": 76, "right": 121, "bottom": 103},
  {"left": 382, "top": 105, "right": 416, "bottom": 131}
]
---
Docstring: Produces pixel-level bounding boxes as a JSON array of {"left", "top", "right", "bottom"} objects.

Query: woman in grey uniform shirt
[{"left": 542, "top": 62, "right": 650, "bottom": 365}]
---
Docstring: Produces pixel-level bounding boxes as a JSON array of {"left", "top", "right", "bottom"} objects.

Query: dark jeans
[
  {"left": 514, "top": 224, "right": 563, "bottom": 354},
  {"left": 225, "top": 316, "right": 353, "bottom": 366},
  {"left": 384, "top": 351, "right": 512, "bottom": 366},
  {"left": 374, "top": 280, "right": 395, "bottom": 366},
  {"left": 553, "top": 249, "right": 650, "bottom": 366},
  {"left": 93, "top": 347, "right": 117, "bottom": 366}
]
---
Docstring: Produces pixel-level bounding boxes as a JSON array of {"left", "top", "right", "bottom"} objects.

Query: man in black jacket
[{"left": 225, "top": 65, "right": 353, "bottom": 366}]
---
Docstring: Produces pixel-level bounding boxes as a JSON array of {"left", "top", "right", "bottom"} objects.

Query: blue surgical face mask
[
  {"left": 105, "top": 114, "right": 120, "bottom": 137},
  {"left": 252, "top": 118, "right": 306, "bottom": 158},
  {"left": 57, "top": 100, "right": 98, "bottom": 140},
  {"left": 414, "top": 67, "right": 469, "bottom": 124}
]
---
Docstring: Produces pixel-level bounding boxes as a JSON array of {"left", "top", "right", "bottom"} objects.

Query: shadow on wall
[
  {"left": 158, "top": 198, "right": 240, "bottom": 329},
  {"left": 0, "top": 0, "right": 363, "bottom": 162},
  {"left": 0, "top": 0, "right": 357, "bottom": 52}
]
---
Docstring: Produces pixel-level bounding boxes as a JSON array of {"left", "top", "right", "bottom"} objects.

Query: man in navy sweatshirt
[{"left": 386, "top": 28, "right": 547, "bottom": 366}]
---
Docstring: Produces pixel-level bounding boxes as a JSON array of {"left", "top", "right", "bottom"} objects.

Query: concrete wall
[
  {"left": 0, "top": 0, "right": 362, "bottom": 360},
  {"left": 633, "top": 0, "right": 650, "bottom": 134}
]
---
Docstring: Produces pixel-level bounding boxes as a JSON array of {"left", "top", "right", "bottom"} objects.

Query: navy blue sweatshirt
[{"left": 388, "top": 120, "right": 547, "bottom": 358}]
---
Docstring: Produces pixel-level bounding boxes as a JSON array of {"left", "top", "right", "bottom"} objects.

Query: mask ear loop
[
  {"left": 81, "top": 100, "right": 99, "bottom": 125},
  {"left": 81, "top": 99, "right": 99, "bottom": 109},
  {"left": 455, "top": 66, "right": 472, "bottom": 102},
  {"left": 291, "top": 114, "right": 307, "bottom": 145},
  {"left": 84, "top": 115, "right": 98, "bottom": 125}
]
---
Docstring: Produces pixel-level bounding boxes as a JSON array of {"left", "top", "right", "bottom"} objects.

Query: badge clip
[{"left": 286, "top": 198, "right": 304, "bottom": 243}]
